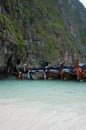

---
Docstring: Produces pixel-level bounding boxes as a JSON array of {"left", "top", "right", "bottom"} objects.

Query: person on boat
[{"left": 75, "top": 65, "right": 82, "bottom": 81}]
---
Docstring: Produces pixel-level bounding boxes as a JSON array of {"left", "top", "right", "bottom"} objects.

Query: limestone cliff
[{"left": 0, "top": 0, "right": 86, "bottom": 70}]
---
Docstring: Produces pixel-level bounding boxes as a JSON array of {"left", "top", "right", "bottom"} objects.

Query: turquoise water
[{"left": 0, "top": 79, "right": 86, "bottom": 130}]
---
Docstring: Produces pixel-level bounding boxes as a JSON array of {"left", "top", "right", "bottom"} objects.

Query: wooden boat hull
[
  {"left": 63, "top": 72, "right": 76, "bottom": 80},
  {"left": 30, "top": 72, "right": 44, "bottom": 80},
  {"left": 81, "top": 70, "right": 86, "bottom": 80},
  {"left": 22, "top": 73, "right": 28, "bottom": 79},
  {"left": 46, "top": 71, "right": 61, "bottom": 79}
]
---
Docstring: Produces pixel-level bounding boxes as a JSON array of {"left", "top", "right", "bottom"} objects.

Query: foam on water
[{"left": 0, "top": 79, "right": 86, "bottom": 130}]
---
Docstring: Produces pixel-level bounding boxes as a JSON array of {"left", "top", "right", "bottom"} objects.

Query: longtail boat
[
  {"left": 29, "top": 69, "right": 44, "bottom": 80},
  {"left": 61, "top": 66, "right": 76, "bottom": 80},
  {"left": 46, "top": 70, "right": 61, "bottom": 79},
  {"left": 44, "top": 66, "right": 61, "bottom": 79}
]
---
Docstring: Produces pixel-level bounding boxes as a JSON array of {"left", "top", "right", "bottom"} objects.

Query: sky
[{"left": 79, "top": 0, "right": 86, "bottom": 8}]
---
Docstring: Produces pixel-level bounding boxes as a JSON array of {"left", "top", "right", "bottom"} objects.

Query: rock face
[
  {"left": 0, "top": 0, "right": 86, "bottom": 72},
  {"left": 0, "top": 40, "right": 18, "bottom": 67}
]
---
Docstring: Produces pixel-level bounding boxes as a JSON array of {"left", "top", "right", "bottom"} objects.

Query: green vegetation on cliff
[
  {"left": 0, "top": 0, "right": 86, "bottom": 66},
  {"left": 0, "top": 13, "right": 24, "bottom": 50}
]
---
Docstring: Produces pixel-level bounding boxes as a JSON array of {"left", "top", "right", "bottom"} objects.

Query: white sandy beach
[{"left": 0, "top": 98, "right": 86, "bottom": 130}]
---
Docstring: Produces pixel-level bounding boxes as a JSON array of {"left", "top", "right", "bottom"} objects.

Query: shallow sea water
[{"left": 0, "top": 79, "right": 86, "bottom": 130}]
